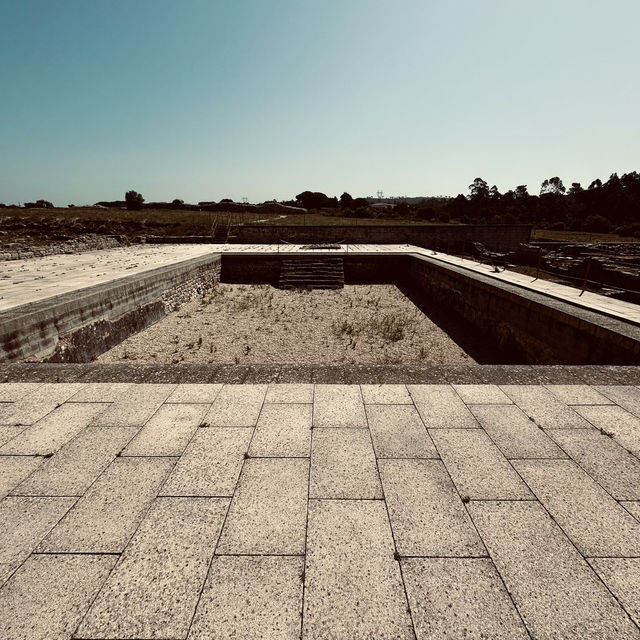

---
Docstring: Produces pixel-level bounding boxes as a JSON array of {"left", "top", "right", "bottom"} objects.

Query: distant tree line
[
  {"left": 4, "top": 171, "right": 640, "bottom": 236},
  {"left": 442, "top": 173, "right": 640, "bottom": 235},
  {"left": 290, "top": 172, "right": 640, "bottom": 235}
]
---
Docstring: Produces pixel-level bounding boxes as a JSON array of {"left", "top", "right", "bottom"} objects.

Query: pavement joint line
[
  {"left": 32, "top": 550, "right": 122, "bottom": 556},
  {"left": 366, "top": 383, "right": 419, "bottom": 640}
]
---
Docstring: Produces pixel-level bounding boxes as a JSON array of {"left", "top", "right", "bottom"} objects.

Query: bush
[
  {"left": 583, "top": 215, "right": 612, "bottom": 232},
  {"left": 615, "top": 222, "right": 640, "bottom": 238},
  {"left": 24, "top": 200, "right": 54, "bottom": 208},
  {"left": 125, "top": 190, "right": 144, "bottom": 211}
]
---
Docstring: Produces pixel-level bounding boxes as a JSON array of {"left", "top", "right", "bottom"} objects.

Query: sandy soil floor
[{"left": 97, "top": 284, "right": 475, "bottom": 365}]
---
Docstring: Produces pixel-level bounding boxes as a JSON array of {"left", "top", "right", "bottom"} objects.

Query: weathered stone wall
[
  {"left": 220, "top": 255, "right": 282, "bottom": 285},
  {"left": 402, "top": 255, "right": 640, "bottom": 365},
  {"left": 0, "top": 235, "right": 127, "bottom": 261},
  {"left": 1, "top": 254, "right": 221, "bottom": 363},
  {"left": 232, "top": 224, "right": 531, "bottom": 251}
]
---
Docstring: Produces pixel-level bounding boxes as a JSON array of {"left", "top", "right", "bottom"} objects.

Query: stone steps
[{"left": 279, "top": 256, "right": 345, "bottom": 290}]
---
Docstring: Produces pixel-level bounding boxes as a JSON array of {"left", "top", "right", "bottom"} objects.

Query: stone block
[{"left": 310, "top": 428, "right": 382, "bottom": 499}]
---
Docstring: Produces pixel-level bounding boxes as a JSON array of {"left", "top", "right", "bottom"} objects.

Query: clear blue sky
[{"left": 1, "top": 0, "right": 639, "bottom": 206}]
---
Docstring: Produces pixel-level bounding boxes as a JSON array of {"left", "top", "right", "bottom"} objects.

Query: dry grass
[
  {"left": 98, "top": 284, "right": 474, "bottom": 365},
  {"left": 531, "top": 229, "right": 638, "bottom": 243}
]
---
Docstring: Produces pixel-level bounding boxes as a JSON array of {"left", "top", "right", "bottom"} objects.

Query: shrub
[
  {"left": 615, "top": 222, "right": 640, "bottom": 238},
  {"left": 125, "top": 190, "right": 144, "bottom": 210},
  {"left": 583, "top": 215, "right": 612, "bottom": 232}
]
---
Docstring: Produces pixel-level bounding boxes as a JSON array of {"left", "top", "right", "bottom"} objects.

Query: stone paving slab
[
  {"left": 366, "top": 404, "right": 438, "bottom": 458},
  {"left": 313, "top": 384, "right": 367, "bottom": 428},
  {"left": 470, "top": 501, "right": 640, "bottom": 639},
  {"left": 409, "top": 384, "right": 479, "bottom": 428},
  {"left": 453, "top": 384, "right": 513, "bottom": 405},
  {"left": 0, "top": 455, "right": 42, "bottom": 499},
  {"left": 469, "top": 404, "right": 566, "bottom": 459},
  {"left": 379, "top": 459, "right": 484, "bottom": 557},
  {"left": 402, "top": 558, "right": 529, "bottom": 639},
  {"left": 166, "top": 383, "right": 223, "bottom": 403},
  {"left": 596, "top": 385, "right": 640, "bottom": 415},
  {"left": 430, "top": 429, "right": 533, "bottom": 500},
  {"left": 310, "top": 428, "right": 382, "bottom": 499},
  {"left": 0, "top": 425, "right": 25, "bottom": 447},
  {"left": 624, "top": 501, "right": 640, "bottom": 521},
  {"left": 361, "top": 383, "right": 412, "bottom": 404},
  {"left": 203, "top": 384, "right": 267, "bottom": 426},
  {"left": 589, "top": 558, "right": 640, "bottom": 628},
  {"left": 265, "top": 383, "right": 314, "bottom": 404},
  {"left": 545, "top": 384, "right": 614, "bottom": 405},
  {"left": 303, "top": 499, "right": 414, "bottom": 640},
  {"left": 189, "top": 555, "right": 304, "bottom": 640},
  {"left": 548, "top": 428, "right": 640, "bottom": 500},
  {"left": 160, "top": 427, "right": 251, "bottom": 497},
  {"left": 0, "top": 381, "right": 639, "bottom": 638},
  {"left": 216, "top": 458, "right": 308, "bottom": 555},
  {"left": 0, "top": 382, "right": 42, "bottom": 402},
  {"left": 513, "top": 459, "right": 640, "bottom": 557},
  {"left": 76, "top": 497, "right": 228, "bottom": 640},
  {"left": 122, "top": 403, "right": 207, "bottom": 457},
  {"left": 249, "top": 402, "right": 312, "bottom": 457},
  {"left": 90, "top": 384, "right": 175, "bottom": 427},
  {"left": 0, "top": 383, "right": 85, "bottom": 426},
  {"left": 0, "top": 553, "right": 117, "bottom": 640},
  {"left": 0, "top": 402, "right": 107, "bottom": 456},
  {"left": 575, "top": 404, "right": 640, "bottom": 457},
  {"left": 69, "top": 382, "right": 133, "bottom": 403},
  {"left": 0, "top": 495, "right": 76, "bottom": 585},
  {"left": 38, "top": 456, "right": 175, "bottom": 553},
  {"left": 501, "top": 384, "right": 593, "bottom": 429},
  {"left": 13, "top": 426, "right": 137, "bottom": 497}
]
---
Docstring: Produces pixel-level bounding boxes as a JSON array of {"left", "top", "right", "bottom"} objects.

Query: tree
[
  {"left": 489, "top": 185, "right": 501, "bottom": 200},
  {"left": 514, "top": 185, "right": 529, "bottom": 199},
  {"left": 125, "top": 190, "right": 144, "bottom": 210},
  {"left": 568, "top": 182, "right": 583, "bottom": 196},
  {"left": 172, "top": 198, "right": 184, "bottom": 206},
  {"left": 295, "top": 191, "right": 336, "bottom": 209},
  {"left": 353, "top": 197, "right": 369, "bottom": 209},
  {"left": 540, "top": 177, "right": 566, "bottom": 196},
  {"left": 468, "top": 178, "right": 489, "bottom": 200},
  {"left": 340, "top": 192, "right": 354, "bottom": 209}
]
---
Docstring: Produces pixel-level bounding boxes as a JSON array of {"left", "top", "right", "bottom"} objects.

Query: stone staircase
[
  {"left": 211, "top": 222, "right": 238, "bottom": 244},
  {"left": 279, "top": 256, "right": 345, "bottom": 290}
]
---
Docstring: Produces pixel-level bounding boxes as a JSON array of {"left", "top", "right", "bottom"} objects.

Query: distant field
[
  {"left": 531, "top": 229, "right": 638, "bottom": 243},
  {"left": 6, "top": 206, "right": 637, "bottom": 246},
  {"left": 0, "top": 207, "right": 450, "bottom": 246}
]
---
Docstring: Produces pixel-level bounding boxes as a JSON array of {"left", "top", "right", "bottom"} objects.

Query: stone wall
[
  {"left": 232, "top": 224, "right": 531, "bottom": 251},
  {"left": 1, "top": 254, "right": 221, "bottom": 363},
  {"left": 401, "top": 255, "right": 640, "bottom": 365},
  {"left": 0, "top": 235, "right": 127, "bottom": 261}
]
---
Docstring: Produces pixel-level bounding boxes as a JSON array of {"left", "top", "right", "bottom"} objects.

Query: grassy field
[
  {"left": 0, "top": 207, "right": 450, "bottom": 245},
  {"left": 3, "top": 206, "right": 639, "bottom": 244},
  {"left": 531, "top": 228, "right": 638, "bottom": 243}
]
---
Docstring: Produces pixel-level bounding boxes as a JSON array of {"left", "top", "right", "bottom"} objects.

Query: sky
[{"left": 1, "top": 0, "right": 639, "bottom": 206}]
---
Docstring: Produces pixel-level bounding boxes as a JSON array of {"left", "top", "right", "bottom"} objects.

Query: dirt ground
[{"left": 97, "top": 284, "right": 474, "bottom": 365}]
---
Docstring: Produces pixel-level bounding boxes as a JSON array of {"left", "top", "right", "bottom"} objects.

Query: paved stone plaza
[{"left": 1, "top": 381, "right": 640, "bottom": 638}]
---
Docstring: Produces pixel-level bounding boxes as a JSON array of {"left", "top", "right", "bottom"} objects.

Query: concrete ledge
[{"left": 0, "top": 363, "right": 638, "bottom": 384}]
